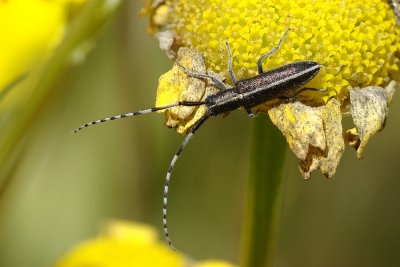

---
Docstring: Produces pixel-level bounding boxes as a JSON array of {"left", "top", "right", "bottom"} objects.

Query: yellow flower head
[
  {"left": 144, "top": 0, "right": 400, "bottom": 177},
  {"left": 148, "top": 0, "right": 399, "bottom": 94},
  {"left": 55, "top": 220, "right": 237, "bottom": 267}
]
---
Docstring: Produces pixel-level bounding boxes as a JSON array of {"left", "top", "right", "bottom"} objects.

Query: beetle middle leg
[
  {"left": 225, "top": 41, "right": 238, "bottom": 84},
  {"left": 245, "top": 108, "right": 256, "bottom": 117},
  {"left": 176, "top": 62, "right": 228, "bottom": 91},
  {"left": 257, "top": 29, "right": 290, "bottom": 74},
  {"left": 279, "top": 87, "right": 328, "bottom": 102}
]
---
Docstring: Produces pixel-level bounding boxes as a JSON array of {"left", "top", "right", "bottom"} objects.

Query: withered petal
[
  {"left": 269, "top": 99, "right": 344, "bottom": 179},
  {"left": 156, "top": 48, "right": 219, "bottom": 134},
  {"left": 268, "top": 102, "right": 326, "bottom": 160},
  {"left": 348, "top": 84, "right": 395, "bottom": 159}
]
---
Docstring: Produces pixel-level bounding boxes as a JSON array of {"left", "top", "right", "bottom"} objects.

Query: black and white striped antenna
[
  {"left": 72, "top": 102, "right": 205, "bottom": 133},
  {"left": 162, "top": 114, "right": 210, "bottom": 250},
  {"left": 73, "top": 100, "right": 208, "bottom": 250},
  {"left": 73, "top": 29, "right": 327, "bottom": 251}
]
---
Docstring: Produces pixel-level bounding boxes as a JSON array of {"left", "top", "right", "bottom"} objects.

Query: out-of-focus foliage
[
  {"left": 0, "top": 2, "right": 399, "bottom": 267},
  {"left": 0, "top": 0, "right": 122, "bottom": 194}
]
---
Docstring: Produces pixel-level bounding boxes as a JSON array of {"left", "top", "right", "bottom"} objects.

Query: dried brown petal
[
  {"left": 156, "top": 48, "right": 219, "bottom": 134},
  {"left": 343, "top": 128, "right": 360, "bottom": 149},
  {"left": 385, "top": 80, "right": 398, "bottom": 105},
  {"left": 268, "top": 102, "right": 325, "bottom": 160},
  {"left": 268, "top": 99, "right": 344, "bottom": 178},
  {"left": 349, "top": 85, "right": 392, "bottom": 158},
  {"left": 156, "top": 31, "right": 176, "bottom": 59},
  {"left": 299, "top": 100, "right": 344, "bottom": 178}
]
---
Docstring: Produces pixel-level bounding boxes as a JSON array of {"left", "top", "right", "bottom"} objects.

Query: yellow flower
[
  {"left": 55, "top": 220, "right": 237, "bottom": 267},
  {"left": 144, "top": 0, "right": 400, "bottom": 178},
  {"left": 0, "top": 0, "right": 84, "bottom": 92},
  {"left": 0, "top": 0, "right": 122, "bottom": 197},
  {"left": 148, "top": 0, "right": 399, "bottom": 94}
]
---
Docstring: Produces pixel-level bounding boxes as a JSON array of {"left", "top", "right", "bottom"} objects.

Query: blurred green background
[{"left": 1, "top": 2, "right": 400, "bottom": 267}]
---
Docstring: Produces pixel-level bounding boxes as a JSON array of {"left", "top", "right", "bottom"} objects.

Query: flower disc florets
[
  {"left": 147, "top": 0, "right": 399, "bottom": 98},
  {"left": 144, "top": 0, "right": 400, "bottom": 178}
]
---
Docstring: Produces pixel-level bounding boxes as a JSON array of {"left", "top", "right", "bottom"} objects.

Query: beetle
[{"left": 74, "top": 29, "right": 325, "bottom": 250}]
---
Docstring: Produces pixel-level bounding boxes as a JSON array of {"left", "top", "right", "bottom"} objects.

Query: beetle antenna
[
  {"left": 73, "top": 101, "right": 206, "bottom": 133},
  {"left": 162, "top": 114, "right": 210, "bottom": 251}
]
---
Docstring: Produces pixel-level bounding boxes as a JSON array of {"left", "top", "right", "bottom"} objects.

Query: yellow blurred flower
[
  {"left": 0, "top": 0, "right": 122, "bottom": 196},
  {"left": 194, "top": 261, "right": 238, "bottom": 267},
  {"left": 144, "top": 0, "right": 400, "bottom": 178},
  {"left": 0, "top": 0, "right": 84, "bottom": 92},
  {"left": 55, "top": 220, "right": 237, "bottom": 267}
]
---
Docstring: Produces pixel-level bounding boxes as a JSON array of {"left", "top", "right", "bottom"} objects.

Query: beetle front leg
[
  {"left": 225, "top": 40, "right": 238, "bottom": 84},
  {"left": 257, "top": 29, "right": 290, "bottom": 74}
]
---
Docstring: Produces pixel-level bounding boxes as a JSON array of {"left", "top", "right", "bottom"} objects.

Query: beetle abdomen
[
  {"left": 236, "top": 61, "right": 320, "bottom": 93},
  {"left": 236, "top": 61, "right": 320, "bottom": 107}
]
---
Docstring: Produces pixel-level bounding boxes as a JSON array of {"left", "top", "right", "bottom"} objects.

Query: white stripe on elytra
[{"left": 242, "top": 63, "right": 320, "bottom": 98}]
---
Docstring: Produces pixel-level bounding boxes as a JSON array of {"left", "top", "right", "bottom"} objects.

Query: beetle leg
[
  {"left": 225, "top": 40, "right": 238, "bottom": 84},
  {"left": 278, "top": 95, "right": 295, "bottom": 102},
  {"left": 176, "top": 62, "right": 228, "bottom": 91},
  {"left": 279, "top": 88, "right": 328, "bottom": 102},
  {"left": 294, "top": 87, "right": 328, "bottom": 96},
  {"left": 388, "top": 0, "right": 400, "bottom": 27},
  {"left": 257, "top": 29, "right": 290, "bottom": 74},
  {"left": 245, "top": 108, "right": 256, "bottom": 117}
]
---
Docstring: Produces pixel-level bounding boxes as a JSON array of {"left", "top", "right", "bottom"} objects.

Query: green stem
[{"left": 241, "top": 115, "right": 287, "bottom": 267}]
